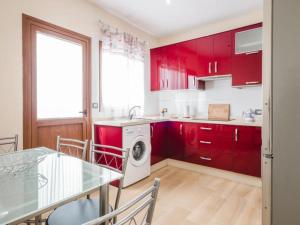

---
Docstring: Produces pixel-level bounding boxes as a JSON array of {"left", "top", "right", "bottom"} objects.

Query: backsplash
[{"left": 159, "top": 78, "right": 262, "bottom": 118}]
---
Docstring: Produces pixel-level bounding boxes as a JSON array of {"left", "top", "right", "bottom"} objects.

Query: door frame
[{"left": 22, "top": 14, "right": 92, "bottom": 149}]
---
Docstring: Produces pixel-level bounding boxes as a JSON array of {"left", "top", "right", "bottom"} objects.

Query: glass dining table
[{"left": 0, "top": 147, "right": 122, "bottom": 225}]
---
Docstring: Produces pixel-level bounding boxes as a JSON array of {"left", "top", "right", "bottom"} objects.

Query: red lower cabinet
[
  {"left": 213, "top": 125, "right": 234, "bottom": 171},
  {"left": 231, "top": 126, "right": 262, "bottom": 177},
  {"left": 150, "top": 122, "right": 168, "bottom": 165},
  {"left": 183, "top": 123, "right": 200, "bottom": 164},
  {"left": 168, "top": 122, "right": 185, "bottom": 160},
  {"left": 180, "top": 122, "right": 261, "bottom": 177}
]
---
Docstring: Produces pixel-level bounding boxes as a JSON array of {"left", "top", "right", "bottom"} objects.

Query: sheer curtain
[{"left": 100, "top": 23, "right": 146, "bottom": 118}]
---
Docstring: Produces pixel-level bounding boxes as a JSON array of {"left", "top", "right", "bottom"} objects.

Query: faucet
[{"left": 128, "top": 105, "right": 141, "bottom": 120}]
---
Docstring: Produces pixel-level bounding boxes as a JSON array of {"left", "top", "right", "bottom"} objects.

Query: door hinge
[{"left": 263, "top": 153, "right": 274, "bottom": 159}]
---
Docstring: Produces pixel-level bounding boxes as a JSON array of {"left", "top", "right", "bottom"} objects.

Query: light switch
[{"left": 92, "top": 103, "right": 99, "bottom": 109}]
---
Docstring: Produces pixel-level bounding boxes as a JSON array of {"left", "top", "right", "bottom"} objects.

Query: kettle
[{"left": 242, "top": 109, "right": 256, "bottom": 122}]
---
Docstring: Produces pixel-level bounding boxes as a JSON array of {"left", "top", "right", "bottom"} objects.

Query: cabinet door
[
  {"left": 150, "top": 48, "right": 160, "bottom": 91},
  {"left": 213, "top": 31, "right": 232, "bottom": 75},
  {"left": 150, "top": 122, "right": 168, "bottom": 165},
  {"left": 231, "top": 23, "right": 263, "bottom": 86},
  {"left": 232, "top": 51, "right": 262, "bottom": 86},
  {"left": 168, "top": 122, "right": 185, "bottom": 160},
  {"left": 183, "top": 123, "right": 198, "bottom": 163},
  {"left": 196, "top": 36, "right": 213, "bottom": 76},
  {"left": 214, "top": 125, "right": 234, "bottom": 171},
  {"left": 232, "top": 126, "right": 262, "bottom": 177}
]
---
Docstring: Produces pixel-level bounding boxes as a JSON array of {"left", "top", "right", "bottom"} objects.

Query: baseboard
[
  {"left": 151, "top": 158, "right": 262, "bottom": 187},
  {"left": 151, "top": 159, "right": 168, "bottom": 173}
]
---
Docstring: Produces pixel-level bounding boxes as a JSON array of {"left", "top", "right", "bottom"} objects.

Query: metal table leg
[{"left": 99, "top": 183, "right": 109, "bottom": 225}]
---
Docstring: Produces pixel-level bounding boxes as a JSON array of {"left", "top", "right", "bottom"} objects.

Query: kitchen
[{"left": 1, "top": 0, "right": 300, "bottom": 225}]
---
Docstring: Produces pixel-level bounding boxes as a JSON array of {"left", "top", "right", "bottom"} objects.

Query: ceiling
[{"left": 90, "top": 0, "right": 263, "bottom": 37}]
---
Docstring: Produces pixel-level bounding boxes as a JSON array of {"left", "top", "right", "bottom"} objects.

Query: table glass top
[{"left": 0, "top": 148, "right": 122, "bottom": 225}]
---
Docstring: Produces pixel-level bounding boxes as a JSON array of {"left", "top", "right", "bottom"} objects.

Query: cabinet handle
[
  {"left": 214, "top": 61, "right": 218, "bottom": 73},
  {"left": 245, "top": 81, "right": 259, "bottom": 85},
  {"left": 180, "top": 124, "right": 183, "bottom": 136},
  {"left": 200, "top": 140, "right": 212, "bottom": 144},
  {"left": 151, "top": 126, "right": 154, "bottom": 138},
  {"left": 200, "top": 156, "right": 212, "bottom": 161},
  {"left": 209, "top": 62, "right": 212, "bottom": 74},
  {"left": 193, "top": 76, "right": 196, "bottom": 86},
  {"left": 200, "top": 127, "right": 212, "bottom": 131},
  {"left": 245, "top": 51, "right": 260, "bottom": 55},
  {"left": 235, "top": 128, "right": 238, "bottom": 142},
  {"left": 162, "top": 80, "right": 164, "bottom": 88},
  {"left": 166, "top": 79, "right": 169, "bottom": 88}
]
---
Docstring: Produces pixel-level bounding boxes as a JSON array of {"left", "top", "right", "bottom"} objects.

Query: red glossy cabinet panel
[
  {"left": 232, "top": 51, "right": 262, "bottom": 86},
  {"left": 232, "top": 126, "right": 261, "bottom": 177},
  {"left": 94, "top": 125, "right": 122, "bottom": 148},
  {"left": 196, "top": 36, "right": 213, "bottom": 76},
  {"left": 150, "top": 122, "right": 168, "bottom": 165},
  {"left": 231, "top": 23, "right": 262, "bottom": 86},
  {"left": 94, "top": 125, "right": 123, "bottom": 175},
  {"left": 168, "top": 122, "right": 185, "bottom": 160},
  {"left": 213, "top": 31, "right": 232, "bottom": 75},
  {"left": 150, "top": 48, "right": 160, "bottom": 91}
]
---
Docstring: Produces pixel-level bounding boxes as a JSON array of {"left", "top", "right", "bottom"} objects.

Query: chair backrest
[
  {"left": 90, "top": 141, "right": 129, "bottom": 210},
  {"left": 83, "top": 178, "right": 160, "bottom": 225},
  {"left": 0, "top": 135, "right": 18, "bottom": 154},
  {"left": 56, "top": 136, "right": 88, "bottom": 160}
]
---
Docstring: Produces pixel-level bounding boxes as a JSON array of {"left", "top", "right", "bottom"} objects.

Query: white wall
[
  {"left": 0, "top": 0, "right": 159, "bottom": 147},
  {"left": 159, "top": 79, "right": 262, "bottom": 118}
]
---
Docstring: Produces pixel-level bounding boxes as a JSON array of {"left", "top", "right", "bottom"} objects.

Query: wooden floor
[{"left": 104, "top": 166, "right": 262, "bottom": 225}]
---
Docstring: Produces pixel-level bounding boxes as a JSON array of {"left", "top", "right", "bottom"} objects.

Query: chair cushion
[{"left": 47, "top": 198, "right": 113, "bottom": 225}]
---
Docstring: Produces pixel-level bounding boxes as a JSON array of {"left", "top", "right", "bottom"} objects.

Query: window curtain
[{"left": 100, "top": 22, "right": 146, "bottom": 118}]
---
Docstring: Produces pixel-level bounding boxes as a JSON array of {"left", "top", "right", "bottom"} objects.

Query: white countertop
[{"left": 93, "top": 116, "right": 262, "bottom": 127}]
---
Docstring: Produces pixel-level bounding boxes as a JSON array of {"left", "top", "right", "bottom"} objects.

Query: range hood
[{"left": 195, "top": 74, "right": 231, "bottom": 81}]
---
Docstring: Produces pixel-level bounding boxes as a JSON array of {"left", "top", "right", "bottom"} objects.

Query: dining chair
[
  {"left": 83, "top": 178, "right": 160, "bottom": 225},
  {"left": 0, "top": 134, "right": 18, "bottom": 154},
  {"left": 46, "top": 141, "right": 130, "bottom": 225},
  {"left": 56, "top": 136, "right": 88, "bottom": 160}
]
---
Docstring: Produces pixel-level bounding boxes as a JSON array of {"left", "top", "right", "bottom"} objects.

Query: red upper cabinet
[
  {"left": 196, "top": 36, "right": 213, "bottom": 76},
  {"left": 150, "top": 23, "right": 262, "bottom": 90},
  {"left": 212, "top": 31, "right": 232, "bottom": 75},
  {"left": 150, "top": 48, "right": 160, "bottom": 91},
  {"left": 195, "top": 31, "right": 232, "bottom": 76},
  {"left": 231, "top": 23, "right": 263, "bottom": 86}
]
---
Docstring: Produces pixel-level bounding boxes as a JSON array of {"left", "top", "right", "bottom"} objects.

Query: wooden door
[{"left": 23, "top": 15, "right": 91, "bottom": 149}]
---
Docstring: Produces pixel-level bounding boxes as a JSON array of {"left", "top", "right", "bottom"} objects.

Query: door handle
[
  {"left": 200, "top": 140, "right": 212, "bottom": 144},
  {"left": 151, "top": 126, "right": 154, "bottom": 138},
  {"left": 200, "top": 156, "right": 212, "bottom": 161},
  {"left": 200, "top": 127, "right": 212, "bottom": 131},
  {"left": 208, "top": 62, "right": 212, "bottom": 74},
  {"left": 234, "top": 128, "right": 238, "bottom": 142},
  {"left": 245, "top": 81, "right": 259, "bottom": 85},
  {"left": 180, "top": 124, "right": 183, "bottom": 136},
  {"left": 214, "top": 61, "right": 218, "bottom": 73},
  {"left": 79, "top": 110, "right": 87, "bottom": 117}
]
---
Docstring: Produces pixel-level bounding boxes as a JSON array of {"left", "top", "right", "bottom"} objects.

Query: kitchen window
[{"left": 100, "top": 25, "right": 146, "bottom": 118}]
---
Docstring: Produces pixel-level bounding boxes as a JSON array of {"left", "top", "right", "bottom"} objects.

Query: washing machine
[{"left": 122, "top": 124, "right": 151, "bottom": 187}]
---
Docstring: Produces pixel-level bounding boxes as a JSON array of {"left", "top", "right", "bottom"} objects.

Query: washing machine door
[{"left": 129, "top": 136, "right": 150, "bottom": 167}]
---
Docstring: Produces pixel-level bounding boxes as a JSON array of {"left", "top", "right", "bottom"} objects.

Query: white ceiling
[{"left": 91, "top": 0, "right": 263, "bottom": 37}]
